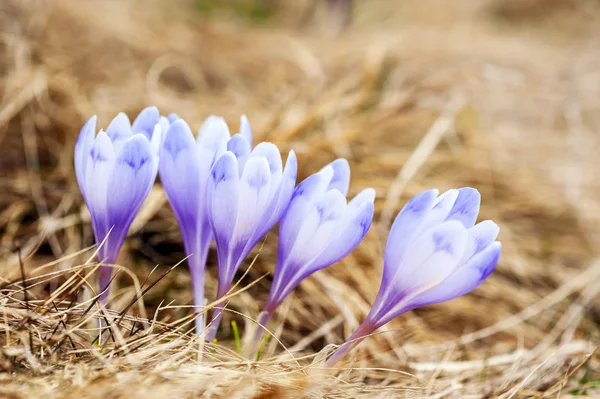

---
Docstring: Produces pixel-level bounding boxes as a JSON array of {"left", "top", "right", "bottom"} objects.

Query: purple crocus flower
[
  {"left": 325, "top": 188, "right": 501, "bottom": 366},
  {"left": 205, "top": 134, "right": 297, "bottom": 340},
  {"left": 247, "top": 159, "right": 375, "bottom": 353},
  {"left": 159, "top": 115, "right": 249, "bottom": 333},
  {"left": 74, "top": 107, "right": 164, "bottom": 303}
]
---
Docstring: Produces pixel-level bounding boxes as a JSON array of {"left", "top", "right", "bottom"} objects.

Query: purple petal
[
  {"left": 324, "top": 158, "right": 350, "bottom": 195},
  {"left": 461, "top": 220, "right": 500, "bottom": 263},
  {"left": 227, "top": 134, "right": 252, "bottom": 173},
  {"left": 159, "top": 120, "right": 201, "bottom": 253},
  {"left": 107, "top": 134, "right": 156, "bottom": 242},
  {"left": 131, "top": 106, "right": 160, "bottom": 140},
  {"left": 240, "top": 115, "right": 253, "bottom": 147},
  {"left": 106, "top": 112, "right": 133, "bottom": 143},
  {"left": 207, "top": 152, "right": 240, "bottom": 288},
  {"left": 167, "top": 113, "right": 180, "bottom": 123},
  {"left": 406, "top": 242, "right": 501, "bottom": 311},
  {"left": 84, "top": 131, "right": 116, "bottom": 261},
  {"left": 232, "top": 156, "right": 272, "bottom": 262},
  {"left": 74, "top": 115, "right": 97, "bottom": 201},
  {"left": 446, "top": 187, "right": 481, "bottom": 228},
  {"left": 313, "top": 190, "right": 375, "bottom": 270},
  {"left": 382, "top": 189, "right": 438, "bottom": 282},
  {"left": 251, "top": 142, "right": 283, "bottom": 190}
]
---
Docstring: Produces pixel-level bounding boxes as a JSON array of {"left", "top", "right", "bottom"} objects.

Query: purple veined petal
[
  {"left": 278, "top": 171, "right": 329, "bottom": 258},
  {"left": 106, "top": 112, "right": 133, "bottom": 143},
  {"left": 240, "top": 115, "right": 253, "bottom": 147},
  {"left": 131, "top": 106, "right": 160, "bottom": 140},
  {"left": 374, "top": 220, "right": 468, "bottom": 321},
  {"left": 403, "top": 242, "right": 501, "bottom": 314},
  {"left": 382, "top": 189, "right": 438, "bottom": 283},
  {"left": 227, "top": 134, "right": 252, "bottom": 174},
  {"left": 197, "top": 117, "right": 230, "bottom": 189},
  {"left": 231, "top": 156, "right": 272, "bottom": 263},
  {"left": 321, "top": 158, "right": 350, "bottom": 195},
  {"left": 270, "top": 189, "right": 347, "bottom": 302},
  {"left": 460, "top": 220, "right": 500, "bottom": 263},
  {"left": 415, "top": 189, "right": 459, "bottom": 235},
  {"left": 251, "top": 142, "right": 283, "bottom": 193},
  {"left": 207, "top": 152, "right": 240, "bottom": 287},
  {"left": 84, "top": 131, "right": 116, "bottom": 260},
  {"left": 74, "top": 115, "right": 97, "bottom": 201},
  {"left": 159, "top": 120, "right": 201, "bottom": 249},
  {"left": 445, "top": 187, "right": 481, "bottom": 228},
  {"left": 261, "top": 151, "right": 297, "bottom": 230},
  {"left": 284, "top": 189, "right": 347, "bottom": 269},
  {"left": 314, "top": 189, "right": 375, "bottom": 269},
  {"left": 107, "top": 134, "right": 156, "bottom": 248}
]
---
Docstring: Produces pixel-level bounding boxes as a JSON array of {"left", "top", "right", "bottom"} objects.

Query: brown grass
[{"left": 1, "top": 0, "right": 600, "bottom": 397}]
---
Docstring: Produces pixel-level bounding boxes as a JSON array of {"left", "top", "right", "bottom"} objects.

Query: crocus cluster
[{"left": 74, "top": 106, "right": 500, "bottom": 364}]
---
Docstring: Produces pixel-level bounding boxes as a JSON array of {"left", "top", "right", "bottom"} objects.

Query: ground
[{"left": 1, "top": 0, "right": 600, "bottom": 397}]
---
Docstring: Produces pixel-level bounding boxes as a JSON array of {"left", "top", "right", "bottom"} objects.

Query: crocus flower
[
  {"left": 205, "top": 133, "right": 297, "bottom": 340},
  {"left": 247, "top": 159, "right": 375, "bottom": 354},
  {"left": 325, "top": 188, "right": 501, "bottom": 366},
  {"left": 74, "top": 107, "right": 164, "bottom": 303},
  {"left": 159, "top": 115, "right": 250, "bottom": 333}
]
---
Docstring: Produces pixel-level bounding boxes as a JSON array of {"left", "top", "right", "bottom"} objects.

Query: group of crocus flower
[{"left": 74, "top": 106, "right": 501, "bottom": 365}]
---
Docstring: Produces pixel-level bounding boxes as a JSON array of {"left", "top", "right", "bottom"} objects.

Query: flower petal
[
  {"left": 74, "top": 115, "right": 97, "bottom": 200},
  {"left": 373, "top": 220, "right": 468, "bottom": 325},
  {"left": 131, "top": 106, "right": 160, "bottom": 140},
  {"left": 461, "top": 220, "right": 500, "bottom": 263},
  {"left": 107, "top": 134, "right": 156, "bottom": 235},
  {"left": 227, "top": 134, "right": 252, "bottom": 173},
  {"left": 278, "top": 171, "right": 327, "bottom": 258},
  {"left": 232, "top": 156, "right": 272, "bottom": 261},
  {"left": 106, "top": 112, "right": 133, "bottom": 143},
  {"left": 251, "top": 142, "right": 283, "bottom": 192},
  {"left": 406, "top": 242, "right": 501, "bottom": 311},
  {"left": 159, "top": 120, "right": 201, "bottom": 248},
  {"left": 240, "top": 115, "right": 253, "bottom": 147},
  {"left": 261, "top": 151, "right": 297, "bottom": 229},
  {"left": 383, "top": 189, "right": 438, "bottom": 282},
  {"left": 84, "top": 131, "right": 116, "bottom": 259},
  {"left": 385, "top": 220, "right": 468, "bottom": 300},
  {"left": 446, "top": 187, "right": 481, "bottom": 228},
  {"left": 324, "top": 158, "right": 350, "bottom": 195},
  {"left": 207, "top": 151, "right": 240, "bottom": 278},
  {"left": 314, "top": 190, "right": 375, "bottom": 270}
]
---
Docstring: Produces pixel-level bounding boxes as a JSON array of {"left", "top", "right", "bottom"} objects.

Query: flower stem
[
  {"left": 191, "top": 269, "right": 205, "bottom": 336},
  {"left": 324, "top": 320, "right": 376, "bottom": 367}
]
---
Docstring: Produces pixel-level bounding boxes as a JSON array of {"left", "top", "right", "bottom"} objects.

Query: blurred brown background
[{"left": 1, "top": 0, "right": 600, "bottom": 397}]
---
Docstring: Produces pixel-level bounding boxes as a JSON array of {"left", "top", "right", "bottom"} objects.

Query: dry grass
[{"left": 1, "top": 0, "right": 600, "bottom": 397}]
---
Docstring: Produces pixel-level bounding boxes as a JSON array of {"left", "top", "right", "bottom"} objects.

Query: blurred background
[{"left": 1, "top": 0, "right": 600, "bottom": 397}]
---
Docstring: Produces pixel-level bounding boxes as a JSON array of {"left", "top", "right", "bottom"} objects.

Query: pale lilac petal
[
  {"left": 74, "top": 115, "right": 97, "bottom": 201},
  {"left": 240, "top": 115, "right": 253, "bottom": 147},
  {"left": 167, "top": 113, "right": 180, "bottom": 123},
  {"left": 159, "top": 120, "right": 201, "bottom": 252},
  {"left": 131, "top": 106, "right": 160, "bottom": 140},
  {"left": 107, "top": 134, "right": 155, "bottom": 236},
  {"left": 461, "top": 220, "right": 500, "bottom": 263},
  {"left": 315, "top": 190, "right": 375, "bottom": 269},
  {"left": 251, "top": 142, "right": 283, "bottom": 191},
  {"left": 446, "top": 187, "right": 481, "bottom": 228},
  {"left": 406, "top": 242, "right": 501, "bottom": 311},
  {"left": 227, "top": 134, "right": 251, "bottom": 173},
  {"left": 261, "top": 151, "right": 297, "bottom": 229},
  {"left": 386, "top": 220, "right": 468, "bottom": 298},
  {"left": 233, "top": 156, "right": 272, "bottom": 261},
  {"left": 324, "top": 158, "right": 350, "bottom": 195},
  {"left": 207, "top": 151, "right": 240, "bottom": 286},
  {"left": 382, "top": 189, "right": 438, "bottom": 282},
  {"left": 106, "top": 112, "right": 133, "bottom": 143},
  {"left": 84, "top": 131, "right": 116, "bottom": 260}
]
